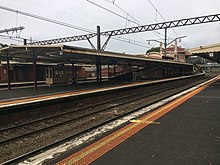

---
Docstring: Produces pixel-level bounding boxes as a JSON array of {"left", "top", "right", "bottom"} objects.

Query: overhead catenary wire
[
  {"left": 0, "top": 5, "right": 149, "bottom": 49},
  {"left": 148, "top": 0, "right": 181, "bottom": 38},
  {"left": 0, "top": 34, "right": 24, "bottom": 43},
  {"left": 0, "top": 34, "right": 39, "bottom": 43},
  {"left": 0, "top": 3, "right": 158, "bottom": 49},
  {"left": 104, "top": 0, "right": 142, "bottom": 25},
  {"left": 86, "top": 0, "right": 140, "bottom": 25},
  {"left": 102, "top": 0, "right": 151, "bottom": 47},
  {"left": 87, "top": 0, "right": 165, "bottom": 49},
  {"left": 102, "top": 0, "right": 162, "bottom": 49},
  {"left": 146, "top": 0, "right": 190, "bottom": 48},
  {"left": 118, "top": 36, "right": 152, "bottom": 47},
  {"left": 0, "top": 3, "right": 179, "bottom": 51},
  {"left": 112, "top": 37, "right": 151, "bottom": 49},
  {"left": 103, "top": 0, "right": 164, "bottom": 40},
  {"left": 0, "top": 5, "right": 96, "bottom": 34}
]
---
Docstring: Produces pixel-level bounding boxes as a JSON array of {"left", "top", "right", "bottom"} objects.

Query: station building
[{"left": 0, "top": 45, "right": 194, "bottom": 88}]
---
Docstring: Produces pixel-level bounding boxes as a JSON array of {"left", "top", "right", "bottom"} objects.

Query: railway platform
[
  {"left": 0, "top": 81, "right": 46, "bottom": 89},
  {"left": 52, "top": 76, "right": 220, "bottom": 165},
  {"left": 0, "top": 80, "right": 127, "bottom": 101},
  {"left": 0, "top": 74, "right": 202, "bottom": 109}
]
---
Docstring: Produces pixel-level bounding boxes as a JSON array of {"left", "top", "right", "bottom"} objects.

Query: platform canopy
[
  {"left": 0, "top": 45, "right": 192, "bottom": 66},
  {"left": 189, "top": 43, "right": 220, "bottom": 62}
]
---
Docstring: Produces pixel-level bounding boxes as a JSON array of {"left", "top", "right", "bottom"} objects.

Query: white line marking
[{"left": 18, "top": 76, "right": 218, "bottom": 165}]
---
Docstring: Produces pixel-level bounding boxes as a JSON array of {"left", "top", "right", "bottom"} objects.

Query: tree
[
  {"left": 146, "top": 47, "right": 160, "bottom": 54},
  {"left": 0, "top": 43, "right": 8, "bottom": 48}
]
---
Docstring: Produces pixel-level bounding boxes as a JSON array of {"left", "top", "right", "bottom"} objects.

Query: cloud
[{"left": 0, "top": 0, "right": 219, "bottom": 53}]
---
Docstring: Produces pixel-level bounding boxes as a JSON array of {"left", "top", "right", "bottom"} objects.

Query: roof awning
[
  {"left": 189, "top": 43, "right": 220, "bottom": 62},
  {"left": 0, "top": 44, "right": 192, "bottom": 66}
]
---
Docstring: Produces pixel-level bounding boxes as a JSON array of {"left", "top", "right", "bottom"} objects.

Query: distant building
[
  {"left": 162, "top": 44, "right": 190, "bottom": 62},
  {"left": 188, "top": 43, "right": 220, "bottom": 74}
]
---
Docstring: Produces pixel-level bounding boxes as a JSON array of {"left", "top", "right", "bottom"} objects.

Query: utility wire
[
  {"left": 147, "top": 0, "right": 166, "bottom": 22},
  {"left": 148, "top": 0, "right": 180, "bottom": 38},
  {"left": 146, "top": 0, "right": 189, "bottom": 48},
  {"left": 0, "top": 34, "right": 24, "bottom": 43},
  {"left": 0, "top": 4, "right": 147, "bottom": 49},
  {"left": 112, "top": 37, "right": 151, "bottom": 49},
  {"left": 0, "top": 5, "right": 96, "bottom": 34},
  {"left": 88, "top": 0, "right": 174, "bottom": 49},
  {"left": 118, "top": 37, "right": 152, "bottom": 48},
  {"left": 86, "top": 0, "right": 140, "bottom": 25},
  {"left": 0, "top": 4, "right": 158, "bottom": 50},
  {"left": 108, "top": 1, "right": 143, "bottom": 25},
  {"left": 103, "top": 0, "right": 164, "bottom": 40},
  {"left": 0, "top": 34, "right": 39, "bottom": 42},
  {"left": 86, "top": 0, "right": 158, "bottom": 49}
]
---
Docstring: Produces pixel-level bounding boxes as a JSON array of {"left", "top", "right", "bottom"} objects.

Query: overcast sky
[{"left": 0, "top": 0, "right": 220, "bottom": 54}]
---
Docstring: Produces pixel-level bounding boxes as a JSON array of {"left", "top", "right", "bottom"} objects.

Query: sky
[{"left": 0, "top": 0, "right": 220, "bottom": 54}]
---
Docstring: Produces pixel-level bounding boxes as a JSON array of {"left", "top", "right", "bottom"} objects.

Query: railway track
[
  {"left": 0, "top": 79, "right": 186, "bottom": 144},
  {"left": 0, "top": 76, "right": 211, "bottom": 164}
]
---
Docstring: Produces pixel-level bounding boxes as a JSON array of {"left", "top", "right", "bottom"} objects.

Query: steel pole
[
  {"left": 97, "top": 26, "right": 101, "bottom": 51},
  {"left": 6, "top": 53, "right": 11, "bottom": 90},
  {"left": 97, "top": 26, "right": 101, "bottom": 82},
  {"left": 72, "top": 63, "right": 76, "bottom": 84},
  {"left": 96, "top": 61, "right": 100, "bottom": 82},
  {"left": 33, "top": 52, "right": 37, "bottom": 91},
  {"left": 108, "top": 64, "right": 110, "bottom": 79},
  {"left": 164, "top": 28, "right": 167, "bottom": 56}
]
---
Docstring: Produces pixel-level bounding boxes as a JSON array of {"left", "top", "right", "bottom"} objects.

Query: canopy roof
[
  {"left": 189, "top": 43, "right": 220, "bottom": 62},
  {"left": 0, "top": 45, "right": 192, "bottom": 66}
]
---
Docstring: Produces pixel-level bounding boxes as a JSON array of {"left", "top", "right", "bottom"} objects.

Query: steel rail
[
  {"left": 0, "top": 76, "right": 210, "bottom": 165},
  {"left": 0, "top": 74, "right": 199, "bottom": 132},
  {"left": 0, "top": 78, "right": 189, "bottom": 144},
  {"left": 0, "top": 81, "right": 166, "bottom": 132}
]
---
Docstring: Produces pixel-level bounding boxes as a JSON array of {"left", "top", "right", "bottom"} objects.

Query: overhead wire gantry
[{"left": 31, "top": 13, "right": 220, "bottom": 51}]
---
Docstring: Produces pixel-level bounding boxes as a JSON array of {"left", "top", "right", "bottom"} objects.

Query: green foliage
[
  {"left": 146, "top": 47, "right": 160, "bottom": 54},
  {"left": 0, "top": 43, "right": 8, "bottom": 48}
]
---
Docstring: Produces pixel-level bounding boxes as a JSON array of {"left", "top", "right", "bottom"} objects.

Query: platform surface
[
  {"left": 0, "top": 80, "right": 130, "bottom": 101},
  {"left": 0, "top": 75, "right": 205, "bottom": 107},
  {"left": 90, "top": 79, "right": 220, "bottom": 165}
]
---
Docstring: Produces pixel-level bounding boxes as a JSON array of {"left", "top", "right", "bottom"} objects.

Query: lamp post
[
  {"left": 167, "top": 36, "right": 187, "bottom": 61},
  {"left": 146, "top": 39, "right": 163, "bottom": 53},
  {"left": 147, "top": 35, "right": 187, "bottom": 58}
]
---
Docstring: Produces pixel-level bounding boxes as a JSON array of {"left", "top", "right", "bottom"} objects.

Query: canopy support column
[
  {"left": 6, "top": 53, "right": 11, "bottom": 90},
  {"left": 33, "top": 52, "right": 37, "bottom": 91}
]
